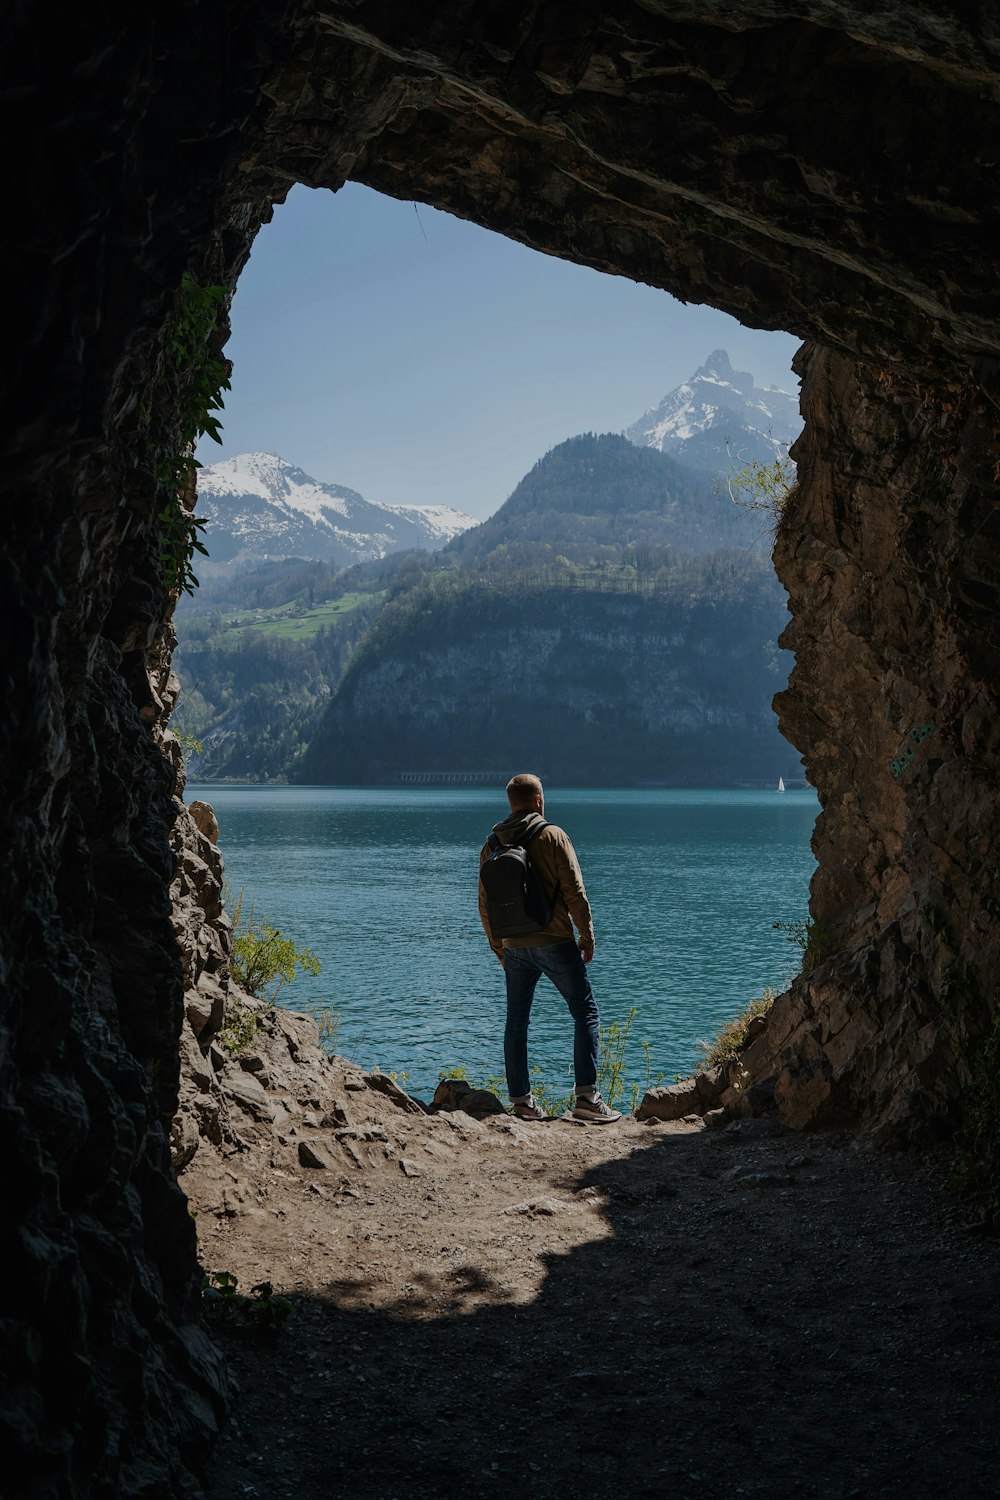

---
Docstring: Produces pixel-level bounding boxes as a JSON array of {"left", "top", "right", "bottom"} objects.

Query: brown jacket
[{"left": 478, "top": 810, "right": 595, "bottom": 960}]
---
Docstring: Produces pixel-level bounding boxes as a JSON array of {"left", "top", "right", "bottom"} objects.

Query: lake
[{"left": 189, "top": 785, "right": 818, "bottom": 1105}]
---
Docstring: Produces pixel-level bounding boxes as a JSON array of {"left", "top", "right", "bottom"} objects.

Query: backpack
[{"left": 479, "top": 823, "right": 554, "bottom": 938}]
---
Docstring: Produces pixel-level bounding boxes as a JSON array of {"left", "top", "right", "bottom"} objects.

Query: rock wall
[
  {"left": 746, "top": 345, "right": 1000, "bottom": 1138},
  {"left": 3, "top": 2, "right": 999, "bottom": 1495}
]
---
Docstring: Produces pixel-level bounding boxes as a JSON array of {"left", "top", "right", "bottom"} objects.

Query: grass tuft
[{"left": 697, "top": 989, "right": 776, "bottom": 1070}]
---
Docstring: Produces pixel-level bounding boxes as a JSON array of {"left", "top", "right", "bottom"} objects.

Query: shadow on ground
[{"left": 205, "top": 1124, "right": 999, "bottom": 1500}]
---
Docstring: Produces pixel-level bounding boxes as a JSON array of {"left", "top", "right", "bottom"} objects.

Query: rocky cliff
[{"left": 4, "top": 3, "right": 999, "bottom": 1495}]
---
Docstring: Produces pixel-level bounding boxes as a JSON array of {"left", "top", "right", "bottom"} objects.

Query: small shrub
[
  {"left": 725, "top": 453, "right": 796, "bottom": 527},
  {"left": 698, "top": 989, "right": 776, "bottom": 1069},
  {"left": 229, "top": 887, "right": 321, "bottom": 1003},
  {"left": 202, "top": 1270, "right": 294, "bottom": 1329},
  {"left": 174, "top": 727, "right": 204, "bottom": 757},
  {"left": 773, "top": 917, "right": 831, "bottom": 973},
  {"left": 306, "top": 1003, "right": 341, "bottom": 1052},
  {"left": 218, "top": 998, "right": 264, "bottom": 1058},
  {"left": 370, "top": 1062, "right": 410, "bottom": 1086}
]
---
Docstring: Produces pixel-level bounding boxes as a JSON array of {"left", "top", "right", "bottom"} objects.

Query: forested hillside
[
  {"left": 446, "top": 433, "right": 761, "bottom": 569},
  {"left": 298, "top": 556, "right": 795, "bottom": 785},
  {"left": 172, "top": 554, "right": 411, "bottom": 779}
]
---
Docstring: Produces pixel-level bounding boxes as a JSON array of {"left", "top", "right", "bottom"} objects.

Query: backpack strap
[{"left": 486, "top": 822, "right": 548, "bottom": 853}]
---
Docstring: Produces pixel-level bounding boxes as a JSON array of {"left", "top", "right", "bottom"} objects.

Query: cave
[{"left": 4, "top": 4, "right": 999, "bottom": 1494}]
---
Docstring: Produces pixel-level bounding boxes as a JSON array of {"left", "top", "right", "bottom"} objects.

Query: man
[{"left": 478, "top": 773, "right": 621, "bottom": 1123}]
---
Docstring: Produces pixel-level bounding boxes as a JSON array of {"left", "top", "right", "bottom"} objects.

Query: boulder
[
  {"left": 187, "top": 800, "right": 220, "bottom": 844},
  {"left": 635, "top": 1079, "right": 701, "bottom": 1122},
  {"left": 298, "top": 1139, "right": 331, "bottom": 1169},
  {"left": 223, "top": 1070, "right": 275, "bottom": 1123},
  {"left": 362, "top": 1071, "right": 425, "bottom": 1115},
  {"left": 432, "top": 1078, "right": 507, "bottom": 1119}
]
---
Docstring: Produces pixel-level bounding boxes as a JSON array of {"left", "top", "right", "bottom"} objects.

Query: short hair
[{"left": 506, "top": 773, "right": 543, "bottom": 808}]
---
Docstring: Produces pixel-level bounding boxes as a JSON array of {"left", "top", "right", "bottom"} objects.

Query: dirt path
[{"left": 182, "top": 1036, "right": 999, "bottom": 1500}]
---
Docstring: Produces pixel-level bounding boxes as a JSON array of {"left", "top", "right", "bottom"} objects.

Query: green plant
[
  {"left": 202, "top": 1270, "right": 294, "bottom": 1329},
  {"left": 697, "top": 989, "right": 776, "bottom": 1069},
  {"left": 773, "top": 916, "right": 831, "bottom": 973},
  {"left": 950, "top": 1006, "right": 1000, "bottom": 1222},
  {"left": 527, "top": 1065, "right": 573, "bottom": 1119},
  {"left": 229, "top": 887, "right": 321, "bottom": 1003},
  {"left": 156, "top": 272, "right": 231, "bottom": 595},
  {"left": 307, "top": 1003, "right": 341, "bottom": 1052},
  {"left": 725, "top": 452, "right": 796, "bottom": 526},
  {"left": 599, "top": 1006, "right": 640, "bottom": 1109},
  {"left": 174, "top": 727, "right": 204, "bottom": 757},
  {"left": 218, "top": 997, "right": 265, "bottom": 1058},
  {"left": 629, "top": 1040, "right": 664, "bottom": 1115},
  {"left": 370, "top": 1062, "right": 411, "bottom": 1086}
]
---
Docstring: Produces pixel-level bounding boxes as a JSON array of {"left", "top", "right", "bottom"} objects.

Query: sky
[{"left": 199, "top": 182, "right": 801, "bottom": 521}]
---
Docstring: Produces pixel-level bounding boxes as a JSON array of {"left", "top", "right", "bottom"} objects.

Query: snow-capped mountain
[
  {"left": 195, "top": 452, "right": 475, "bottom": 575},
  {"left": 626, "top": 349, "right": 801, "bottom": 473}
]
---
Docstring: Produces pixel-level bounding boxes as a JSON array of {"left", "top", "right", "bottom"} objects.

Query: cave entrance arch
[
  {"left": 8, "top": 8, "right": 1000, "bottom": 1493},
  {"left": 174, "top": 180, "right": 814, "bottom": 1103}
]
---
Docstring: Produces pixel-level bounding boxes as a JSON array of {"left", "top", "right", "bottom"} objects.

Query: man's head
[{"left": 506, "top": 772, "right": 544, "bottom": 814}]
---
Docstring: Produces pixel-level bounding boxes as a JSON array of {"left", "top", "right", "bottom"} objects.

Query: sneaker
[
  {"left": 511, "top": 1098, "right": 548, "bottom": 1121},
  {"left": 572, "top": 1094, "right": 621, "bottom": 1124}
]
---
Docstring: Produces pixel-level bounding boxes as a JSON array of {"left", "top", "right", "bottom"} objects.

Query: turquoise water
[{"left": 191, "top": 785, "right": 818, "bottom": 1103}]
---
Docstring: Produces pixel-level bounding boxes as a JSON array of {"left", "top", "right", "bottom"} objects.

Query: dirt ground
[{"left": 182, "top": 1049, "right": 999, "bottom": 1500}]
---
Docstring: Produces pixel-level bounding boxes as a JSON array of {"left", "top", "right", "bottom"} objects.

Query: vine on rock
[{"left": 156, "top": 272, "right": 231, "bottom": 595}]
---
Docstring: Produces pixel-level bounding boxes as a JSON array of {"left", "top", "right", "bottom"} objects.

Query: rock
[
  {"left": 223, "top": 1071, "right": 275, "bottom": 1124},
  {"left": 432, "top": 1078, "right": 507, "bottom": 1118},
  {"left": 321, "top": 1104, "right": 351, "bottom": 1128},
  {"left": 188, "top": 800, "right": 220, "bottom": 843},
  {"left": 185, "top": 972, "right": 225, "bottom": 1040},
  {"left": 239, "top": 1052, "right": 272, "bottom": 1088},
  {"left": 399, "top": 1157, "right": 420, "bottom": 1178},
  {"left": 502, "top": 1196, "right": 568, "bottom": 1216},
  {"left": 362, "top": 1071, "right": 425, "bottom": 1115},
  {"left": 297, "top": 1140, "right": 330, "bottom": 1170},
  {"left": 635, "top": 1080, "right": 701, "bottom": 1122},
  {"left": 694, "top": 1066, "right": 726, "bottom": 1110}
]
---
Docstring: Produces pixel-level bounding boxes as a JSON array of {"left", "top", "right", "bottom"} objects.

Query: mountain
[
  {"left": 194, "top": 451, "right": 475, "bottom": 576},
  {"left": 297, "top": 562, "right": 796, "bottom": 787},
  {"left": 626, "top": 349, "right": 801, "bottom": 473},
  {"left": 445, "top": 431, "right": 760, "bottom": 568},
  {"left": 296, "top": 429, "right": 798, "bottom": 787}
]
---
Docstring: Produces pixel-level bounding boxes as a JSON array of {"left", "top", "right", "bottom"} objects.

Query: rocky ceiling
[{"left": 3, "top": 3, "right": 999, "bottom": 1495}]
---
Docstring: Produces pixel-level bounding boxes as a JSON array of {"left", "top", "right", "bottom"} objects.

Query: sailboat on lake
[{"left": 777, "top": 776, "right": 786, "bottom": 792}]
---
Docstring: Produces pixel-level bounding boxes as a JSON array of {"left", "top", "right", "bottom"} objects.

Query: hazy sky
[{"left": 200, "top": 182, "right": 801, "bottom": 521}]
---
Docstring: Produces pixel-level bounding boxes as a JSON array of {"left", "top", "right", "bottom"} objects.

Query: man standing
[{"left": 478, "top": 773, "right": 621, "bottom": 1123}]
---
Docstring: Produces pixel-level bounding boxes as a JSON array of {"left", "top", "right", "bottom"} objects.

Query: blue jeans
[{"left": 503, "top": 941, "right": 599, "bottom": 1100}]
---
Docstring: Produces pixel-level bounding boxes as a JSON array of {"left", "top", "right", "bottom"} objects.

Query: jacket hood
[{"left": 492, "top": 809, "right": 547, "bottom": 847}]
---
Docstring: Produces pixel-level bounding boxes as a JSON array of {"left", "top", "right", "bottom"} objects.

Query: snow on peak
[
  {"left": 194, "top": 451, "right": 474, "bottom": 572},
  {"left": 381, "top": 500, "right": 478, "bottom": 541},
  {"left": 198, "top": 451, "right": 363, "bottom": 523},
  {"left": 625, "top": 351, "right": 800, "bottom": 467}
]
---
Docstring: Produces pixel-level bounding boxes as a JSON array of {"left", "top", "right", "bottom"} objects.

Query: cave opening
[{"left": 173, "top": 179, "right": 814, "bottom": 1101}]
